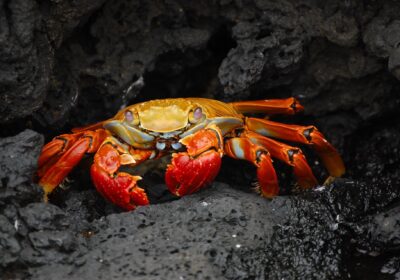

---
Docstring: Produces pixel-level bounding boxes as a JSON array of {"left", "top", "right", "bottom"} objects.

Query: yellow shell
[{"left": 118, "top": 98, "right": 241, "bottom": 133}]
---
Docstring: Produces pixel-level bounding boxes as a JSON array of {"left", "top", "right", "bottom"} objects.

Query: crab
[{"left": 37, "top": 97, "right": 345, "bottom": 210}]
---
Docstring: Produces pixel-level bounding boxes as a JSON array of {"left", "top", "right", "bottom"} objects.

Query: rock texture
[
  {"left": 1, "top": 0, "right": 400, "bottom": 279},
  {"left": 1, "top": 129, "right": 399, "bottom": 279}
]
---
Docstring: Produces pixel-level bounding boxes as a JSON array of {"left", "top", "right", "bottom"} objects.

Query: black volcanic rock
[
  {"left": 1, "top": 0, "right": 400, "bottom": 279},
  {"left": 0, "top": 130, "right": 43, "bottom": 207},
  {"left": 7, "top": 178, "right": 398, "bottom": 280}
]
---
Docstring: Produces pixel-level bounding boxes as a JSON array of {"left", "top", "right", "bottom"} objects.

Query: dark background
[{"left": 1, "top": 0, "right": 400, "bottom": 279}]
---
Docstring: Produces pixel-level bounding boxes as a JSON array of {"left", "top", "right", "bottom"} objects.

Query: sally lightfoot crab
[{"left": 37, "top": 98, "right": 345, "bottom": 210}]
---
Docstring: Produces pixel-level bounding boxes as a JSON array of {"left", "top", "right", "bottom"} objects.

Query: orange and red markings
[
  {"left": 91, "top": 143, "right": 149, "bottom": 211},
  {"left": 93, "top": 143, "right": 121, "bottom": 174},
  {"left": 243, "top": 131, "right": 318, "bottom": 189},
  {"left": 246, "top": 118, "right": 345, "bottom": 178},
  {"left": 256, "top": 153, "right": 279, "bottom": 197},
  {"left": 91, "top": 164, "right": 147, "bottom": 211},
  {"left": 224, "top": 137, "right": 279, "bottom": 198},
  {"left": 231, "top": 97, "right": 304, "bottom": 115},
  {"left": 181, "top": 129, "right": 221, "bottom": 157},
  {"left": 166, "top": 128, "right": 223, "bottom": 196},
  {"left": 165, "top": 150, "right": 221, "bottom": 197},
  {"left": 39, "top": 137, "right": 91, "bottom": 195}
]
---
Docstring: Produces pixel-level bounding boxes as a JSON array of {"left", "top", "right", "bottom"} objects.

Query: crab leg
[
  {"left": 224, "top": 137, "right": 279, "bottom": 197},
  {"left": 38, "top": 129, "right": 108, "bottom": 198},
  {"left": 165, "top": 125, "right": 223, "bottom": 197},
  {"left": 241, "top": 131, "right": 318, "bottom": 189},
  {"left": 38, "top": 134, "right": 80, "bottom": 175},
  {"left": 90, "top": 137, "right": 154, "bottom": 211},
  {"left": 246, "top": 118, "right": 345, "bottom": 177},
  {"left": 230, "top": 97, "right": 304, "bottom": 115}
]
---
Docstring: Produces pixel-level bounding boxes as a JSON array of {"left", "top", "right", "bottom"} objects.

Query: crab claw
[
  {"left": 91, "top": 142, "right": 149, "bottom": 211},
  {"left": 165, "top": 127, "right": 223, "bottom": 197}
]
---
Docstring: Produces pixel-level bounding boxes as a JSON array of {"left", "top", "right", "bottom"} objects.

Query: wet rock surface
[{"left": 1, "top": 0, "right": 400, "bottom": 279}]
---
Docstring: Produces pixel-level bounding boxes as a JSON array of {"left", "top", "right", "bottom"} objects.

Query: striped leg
[
  {"left": 246, "top": 118, "right": 345, "bottom": 177},
  {"left": 38, "top": 129, "right": 109, "bottom": 198},
  {"left": 241, "top": 131, "right": 318, "bottom": 189},
  {"left": 224, "top": 137, "right": 279, "bottom": 197}
]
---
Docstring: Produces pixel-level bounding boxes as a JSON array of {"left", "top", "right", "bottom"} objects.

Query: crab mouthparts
[{"left": 155, "top": 140, "right": 183, "bottom": 151}]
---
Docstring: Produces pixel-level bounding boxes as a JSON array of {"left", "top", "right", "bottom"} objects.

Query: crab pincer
[
  {"left": 165, "top": 126, "right": 223, "bottom": 196},
  {"left": 90, "top": 140, "right": 151, "bottom": 211}
]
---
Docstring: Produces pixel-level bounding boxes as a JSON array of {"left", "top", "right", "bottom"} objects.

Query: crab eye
[
  {"left": 194, "top": 107, "right": 203, "bottom": 119},
  {"left": 125, "top": 111, "right": 133, "bottom": 122},
  {"left": 189, "top": 107, "right": 204, "bottom": 123},
  {"left": 124, "top": 110, "right": 139, "bottom": 125}
]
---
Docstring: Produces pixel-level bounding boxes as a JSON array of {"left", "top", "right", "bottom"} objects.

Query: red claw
[
  {"left": 91, "top": 164, "right": 147, "bottom": 211},
  {"left": 165, "top": 127, "right": 223, "bottom": 197},
  {"left": 91, "top": 143, "right": 149, "bottom": 211},
  {"left": 165, "top": 150, "right": 221, "bottom": 196}
]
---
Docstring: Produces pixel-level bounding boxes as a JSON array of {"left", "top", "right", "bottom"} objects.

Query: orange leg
[
  {"left": 38, "top": 129, "right": 108, "bottom": 197},
  {"left": 241, "top": 131, "right": 318, "bottom": 189},
  {"left": 230, "top": 97, "right": 304, "bottom": 115},
  {"left": 224, "top": 137, "right": 279, "bottom": 198},
  {"left": 165, "top": 125, "right": 223, "bottom": 197},
  {"left": 90, "top": 137, "right": 154, "bottom": 211},
  {"left": 38, "top": 134, "right": 82, "bottom": 177},
  {"left": 246, "top": 118, "right": 345, "bottom": 177}
]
